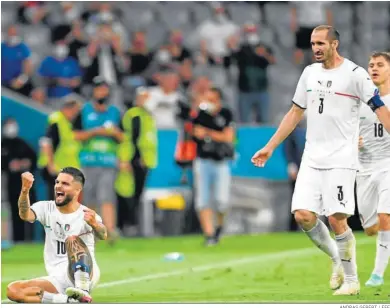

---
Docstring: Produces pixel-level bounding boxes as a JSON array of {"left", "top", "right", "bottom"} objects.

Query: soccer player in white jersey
[
  {"left": 6, "top": 167, "right": 107, "bottom": 303},
  {"left": 357, "top": 52, "right": 390, "bottom": 288},
  {"left": 252, "top": 25, "right": 390, "bottom": 296}
]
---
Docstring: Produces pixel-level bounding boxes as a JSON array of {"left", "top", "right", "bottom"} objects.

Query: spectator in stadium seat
[
  {"left": 190, "top": 3, "right": 239, "bottom": 66},
  {"left": 290, "top": 1, "right": 333, "bottom": 66},
  {"left": 37, "top": 40, "right": 82, "bottom": 105},
  {"left": 1, "top": 118, "right": 37, "bottom": 243},
  {"left": 17, "top": 1, "right": 49, "bottom": 26},
  {"left": 227, "top": 23, "right": 276, "bottom": 124},
  {"left": 1, "top": 25, "right": 34, "bottom": 98}
]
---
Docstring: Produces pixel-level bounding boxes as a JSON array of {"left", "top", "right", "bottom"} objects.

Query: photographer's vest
[
  {"left": 38, "top": 111, "right": 81, "bottom": 171},
  {"left": 79, "top": 102, "right": 121, "bottom": 168},
  {"left": 122, "top": 106, "right": 158, "bottom": 169}
]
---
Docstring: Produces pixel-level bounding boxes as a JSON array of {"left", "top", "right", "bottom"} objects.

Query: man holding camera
[{"left": 192, "top": 87, "right": 235, "bottom": 246}]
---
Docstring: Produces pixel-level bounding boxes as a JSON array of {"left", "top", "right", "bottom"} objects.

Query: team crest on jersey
[
  {"left": 54, "top": 222, "right": 66, "bottom": 240},
  {"left": 327, "top": 81, "right": 332, "bottom": 88},
  {"left": 64, "top": 224, "right": 70, "bottom": 231}
]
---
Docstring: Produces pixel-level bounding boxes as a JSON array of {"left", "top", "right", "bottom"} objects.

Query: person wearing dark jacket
[{"left": 1, "top": 118, "right": 37, "bottom": 242}]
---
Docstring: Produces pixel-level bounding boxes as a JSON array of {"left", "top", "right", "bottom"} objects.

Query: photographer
[{"left": 192, "top": 87, "right": 235, "bottom": 246}]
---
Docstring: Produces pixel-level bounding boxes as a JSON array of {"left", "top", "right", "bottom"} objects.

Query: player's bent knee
[
  {"left": 378, "top": 213, "right": 390, "bottom": 229},
  {"left": 294, "top": 210, "right": 316, "bottom": 226}
]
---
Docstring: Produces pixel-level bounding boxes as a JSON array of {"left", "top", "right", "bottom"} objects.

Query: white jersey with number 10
[
  {"left": 358, "top": 94, "right": 390, "bottom": 175},
  {"left": 292, "top": 59, "right": 378, "bottom": 170}
]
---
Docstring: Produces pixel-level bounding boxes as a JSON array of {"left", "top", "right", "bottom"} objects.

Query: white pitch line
[{"left": 1, "top": 237, "right": 374, "bottom": 303}]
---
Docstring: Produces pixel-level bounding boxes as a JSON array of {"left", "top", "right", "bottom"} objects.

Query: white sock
[
  {"left": 41, "top": 292, "right": 68, "bottom": 303},
  {"left": 372, "top": 230, "right": 390, "bottom": 277},
  {"left": 75, "top": 270, "right": 91, "bottom": 292},
  {"left": 335, "top": 228, "right": 358, "bottom": 283},
  {"left": 304, "top": 219, "right": 341, "bottom": 265}
]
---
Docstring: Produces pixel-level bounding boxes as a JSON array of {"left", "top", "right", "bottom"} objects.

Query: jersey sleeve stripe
[
  {"left": 335, "top": 92, "right": 360, "bottom": 100},
  {"left": 292, "top": 101, "right": 306, "bottom": 110},
  {"left": 352, "top": 66, "right": 359, "bottom": 71}
]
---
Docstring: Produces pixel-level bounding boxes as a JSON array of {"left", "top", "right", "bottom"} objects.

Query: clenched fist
[
  {"left": 21, "top": 172, "right": 34, "bottom": 192},
  {"left": 83, "top": 208, "right": 97, "bottom": 227}
]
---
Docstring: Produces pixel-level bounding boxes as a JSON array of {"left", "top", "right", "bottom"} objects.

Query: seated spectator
[
  {"left": 37, "top": 40, "right": 82, "bottom": 105},
  {"left": 227, "top": 23, "right": 276, "bottom": 124},
  {"left": 1, "top": 25, "right": 34, "bottom": 97}
]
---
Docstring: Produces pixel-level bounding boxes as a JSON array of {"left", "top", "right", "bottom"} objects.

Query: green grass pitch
[{"left": 2, "top": 232, "right": 389, "bottom": 303}]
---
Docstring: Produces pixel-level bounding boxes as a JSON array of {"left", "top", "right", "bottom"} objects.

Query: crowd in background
[{"left": 2, "top": 1, "right": 390, "bottom": 245}]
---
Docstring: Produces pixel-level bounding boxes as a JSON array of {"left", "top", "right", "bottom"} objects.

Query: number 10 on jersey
[{"left": 57, "top": 240, "right": 66, "bottom": 255}]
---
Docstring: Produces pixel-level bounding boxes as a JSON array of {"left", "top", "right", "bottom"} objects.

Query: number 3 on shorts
[{"left": 337, "top": 186, "right": 344, "bottom": 201}]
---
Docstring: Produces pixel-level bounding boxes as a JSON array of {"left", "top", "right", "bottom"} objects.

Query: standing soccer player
[
  {"left": 357, "top": 52, "right": 390, "bottom": 288},
  {"left": 6, "top": 167, "right": 107, "bottom": 303},
  {"left": 251, "top": 25, "right": 390, "bottom": 295}
]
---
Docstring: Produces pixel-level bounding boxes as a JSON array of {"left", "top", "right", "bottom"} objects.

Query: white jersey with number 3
[
  {"left": 292, "top": 58, "right": 378, "bottom": 169},
  {"left": 358, "top": 94, "right": 390, "bottom": 175},
  {"left": 30, "top": 201, "right": 101, "bottom": 276}
]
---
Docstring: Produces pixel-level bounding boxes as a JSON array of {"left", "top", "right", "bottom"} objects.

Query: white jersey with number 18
[
  {"left": 358, "top": 94, "right": 390, "bottom": 175},
  {"left": 292, "top": 58, "right": 378, "bottom": 170},
  {"left": 30, "top": 201, "right": 101, "bottom": 277}
]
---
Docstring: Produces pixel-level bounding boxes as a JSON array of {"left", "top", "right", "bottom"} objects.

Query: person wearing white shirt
[
  {"left": 252, "top": 25, "right": 390, "bottom": 296},
  {"left": 6, "top": 167, "right": 107, "bottom": 304},
  {"left": 357, "top": 52, "right": 390, "bottom": 288}
]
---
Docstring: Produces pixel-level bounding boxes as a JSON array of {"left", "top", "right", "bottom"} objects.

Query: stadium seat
[
  {"left": 145, "top": 22, "right": 169, "bottom": 49},
  {"left": 226, "top": 3, "right": 262, "bottom": 26},
  {"left": 192, "top": 3, "right": 212, "bottom": 24},
  {"left": 1, "top": 8, "right": 15, "bottom": 29},
  {"left": 264, "top": 3, "right": 291, "bottom": 29},
  {"left": 122, "top": 7, "right": 155, "bottom": 32},
  {"left": 331, "top": 3, "right": 353, "bottom": 29},
  {"left": 158, "top": 5, "right": 190, "bottom": 30}
]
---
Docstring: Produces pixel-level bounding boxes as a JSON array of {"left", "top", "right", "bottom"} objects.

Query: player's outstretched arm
[
  {"left": 18, "top": 172, "right": 37, "bottom": 222},
  {"left": 84, "top": 208, "right": 108, "bottom": 240},
  {"left": 252, "top": 104, "right": 305, "bottom": 167}
]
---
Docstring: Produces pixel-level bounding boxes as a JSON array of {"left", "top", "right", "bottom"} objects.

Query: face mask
[
  {"left": 54, "top": 45, "right": 69, "bottom": 59},
  {"left": 65, "top": 8, "right": 78, "bottom": 23},
  {"left": 157, "top": 50, "right": 171, "bottom": 64},
  {"left": 3, "top": 124, "right": 18, "bottom": 138},
  {"left": 7, "top": 36, "right": 21, "bottom": 46},
  {"left": 214, "top": 13, "right": 227, "bottom": 24},
  {"left": 96, "top": 97, "right": 108, "bottom": 105},
  {"left": 247, "top": 34, "right": 260, "bottom": 46},
  {"left": 199, "top": 101, "right": 217, "bottom": 113}
]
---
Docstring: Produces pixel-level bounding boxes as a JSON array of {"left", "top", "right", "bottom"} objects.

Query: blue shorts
[{"left": 193, "top": 158, "right": 231, "bottom": 212}]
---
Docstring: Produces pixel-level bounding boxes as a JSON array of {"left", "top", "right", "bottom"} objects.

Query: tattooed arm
[
  {"left": 83, "top": 208, "right": 108, "bottom": 240},
  {"left": 18, "top": 172, "right": 37, "bottom": 222}
]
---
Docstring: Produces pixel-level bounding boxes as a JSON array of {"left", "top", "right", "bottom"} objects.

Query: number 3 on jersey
[
  {"left": 56, "top": 240, "right": 66, "bottom": 255},
  {"left": 318, "top": 98, "right": 324, "bottom": 114}
]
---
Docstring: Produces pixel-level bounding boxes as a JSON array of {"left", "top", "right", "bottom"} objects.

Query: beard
[{"left": 55, "top": 194, "right": 73, "bottom": 207}]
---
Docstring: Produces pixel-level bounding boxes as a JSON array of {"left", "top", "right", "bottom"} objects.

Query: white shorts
[
  {"left": 356, "top": 169, "right": 390, "bottom": 229},
  {"left": 291, "top": 163, "right": 357, "bottom": 217},
  {"left": 38, "top": 261, "right": 100, "bottom": 294}
]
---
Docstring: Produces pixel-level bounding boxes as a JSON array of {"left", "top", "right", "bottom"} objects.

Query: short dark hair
[
  {"left": 210, "top": 87, "right": 224, "bottom": 101},
  {"left": 59, "top": 167, "right": 85, "bottom": 187},
  {"left": 313, "top": 25, "right": 340, "bottom": 43},
  {"left": 370, "top": 51, "right": 390, "bottom": 64}
]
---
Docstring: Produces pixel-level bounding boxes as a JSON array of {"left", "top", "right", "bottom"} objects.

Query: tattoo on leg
[{"left": 65, "top": 236, "right": 93, "bottom": 283}]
